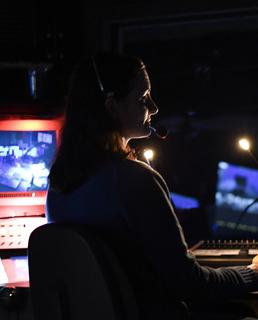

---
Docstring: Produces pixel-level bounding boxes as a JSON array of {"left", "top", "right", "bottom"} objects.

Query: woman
[{"left": 46, "top": 51, "right": 258, "bottom": 319}]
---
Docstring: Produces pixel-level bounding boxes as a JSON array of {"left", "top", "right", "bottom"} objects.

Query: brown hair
[{"left": 49, "top": 51, "right": 144, "bottom": 193}]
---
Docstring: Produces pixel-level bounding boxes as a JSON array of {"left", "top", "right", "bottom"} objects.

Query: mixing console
[
  {"left": 0, "top": 217, "right": 46, "bottom": 249},
  {"left": 191, "top": 239, "right": 258, "bottom": 256}
]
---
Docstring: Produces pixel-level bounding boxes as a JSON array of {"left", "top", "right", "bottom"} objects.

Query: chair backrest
[{"left": 28, "top": 223, "right": 139, "bottom": 320}]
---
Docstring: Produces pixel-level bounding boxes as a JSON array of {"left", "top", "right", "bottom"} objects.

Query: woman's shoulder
[
  {"left": 115, "top": 159, "right": 170, "bottom": 196},
  {"left": 116, "top": 159, "right": 157, "bottom": 175}
]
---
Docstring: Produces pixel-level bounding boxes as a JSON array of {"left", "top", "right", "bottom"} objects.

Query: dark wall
[
  {"left": 0, "top": 1, "right": 258, "bottom": 202},
  {"left": 1, "top": 2, "right": 258, "bottom": 113}
]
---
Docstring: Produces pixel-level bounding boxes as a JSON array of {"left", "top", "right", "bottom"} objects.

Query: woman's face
[{"left": 113, "top": 69, "right": 158, "bottom": 143}]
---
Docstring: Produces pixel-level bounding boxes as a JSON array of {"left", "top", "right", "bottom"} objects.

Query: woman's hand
[
  {"left": 247, "top": 263, "right": 258, "bottom": 273},
  {"left": 247, "top": 255, "right": 258, "bottom": 272}
]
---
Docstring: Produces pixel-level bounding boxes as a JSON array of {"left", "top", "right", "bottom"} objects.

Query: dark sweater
[{"left": 46, "top": 159, "right": 258, "bottom": 317}]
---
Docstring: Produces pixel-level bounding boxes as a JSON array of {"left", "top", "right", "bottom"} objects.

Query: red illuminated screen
[
  {"left": 0, "top": 118, "right": 63, "bottom": 193},
  {"left": 0, "top": 131, "right": 56, "bottom": 191}
]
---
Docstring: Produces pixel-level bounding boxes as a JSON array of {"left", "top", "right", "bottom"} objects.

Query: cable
[
  {"left": 247, "top": 149, "right": 258, "bottom": 166},
  {"left": 235, "top": 198, "right": 258, "bottom": 230}
]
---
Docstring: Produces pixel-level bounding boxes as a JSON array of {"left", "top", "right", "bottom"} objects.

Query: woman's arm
[{"left": 116, "top": 160, "right": 258, "bottom": 301}]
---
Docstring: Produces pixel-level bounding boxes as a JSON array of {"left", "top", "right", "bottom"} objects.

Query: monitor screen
[
  {"left": 216, "top": 161, "right": 258, "bottom": 213},
  {"left": 213, "top": 161, "right": 258, "bottom": 237},
  {"left": 0, "top": 118, "right": 63, "bottom": 218},
  {"left": 170, "top": 192, "right": 200, "bottom": 210},
  {"left": 0, "top": 130, "right": 57, "bottom": 192}
]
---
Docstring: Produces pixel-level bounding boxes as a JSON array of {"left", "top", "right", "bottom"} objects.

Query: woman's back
[{"left": 47, "top": 158, "right": 187, "bottom": 319}]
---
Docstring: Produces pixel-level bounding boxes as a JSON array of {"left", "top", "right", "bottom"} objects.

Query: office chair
[{"left": 28, "top": 223, "right": 139, "bottom": 320}]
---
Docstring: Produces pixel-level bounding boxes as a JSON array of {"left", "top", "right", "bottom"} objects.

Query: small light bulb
[
  {"left": 144, "top": 149, "right": 154, "bottom": 161},
  {"left": 238, "top": 138, "right": 251, "bottom": 151}
]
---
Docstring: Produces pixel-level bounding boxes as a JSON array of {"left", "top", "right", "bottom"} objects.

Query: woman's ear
[{"left": 105, "top": 96, "right": 120, "bottom": 118}]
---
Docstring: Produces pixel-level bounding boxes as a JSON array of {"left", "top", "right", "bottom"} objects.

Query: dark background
[{"left": 0, "top": 0, "right": 258, "bottom": 215}]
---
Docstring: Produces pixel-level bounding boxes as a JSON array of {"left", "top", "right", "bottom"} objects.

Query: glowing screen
[
  {"left": 212, "top": 161, "right": 258, "bottom": 237},
  {"left": 216, "top": 161, "right": 258, "bottom": 214},
  {"left": 0, "top": 131, "right": 56, "bottom": 192},
  {"left": 170, "top": 192, "right": 200, "bottom": 209}
]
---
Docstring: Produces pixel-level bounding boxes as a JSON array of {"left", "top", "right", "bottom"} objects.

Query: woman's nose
[{"left": 149, "top": 97, "right": 159, "bottom": 115}]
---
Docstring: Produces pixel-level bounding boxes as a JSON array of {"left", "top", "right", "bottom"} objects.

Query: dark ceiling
[{"left": 1, "top": 2, "right": 258, "bottom": 117}]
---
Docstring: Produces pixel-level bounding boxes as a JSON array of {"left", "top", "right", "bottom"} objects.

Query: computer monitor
[
  {"left": 212, "top": 161, "right": 258, "bottom": 237},
  {"left": 0, "top": 117, "right": 63, "bottom": 218}
]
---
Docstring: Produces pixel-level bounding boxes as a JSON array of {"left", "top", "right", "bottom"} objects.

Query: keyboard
[
  {"left": 190, "top": 240, "right": 258, "bottom": 267},
  {"left": 191, "top": 239, "right": 258, "bottom": 256}
]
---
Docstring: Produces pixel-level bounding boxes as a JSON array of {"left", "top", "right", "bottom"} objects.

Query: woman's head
[
  {"left": 49, "top": 51, "right": 158, "bottom": 192},
  {"left": 67, "top": 51, "right": 158, "bottom": 145},
  {"left": 106, "top": 65, "right": 158, "bottom": 144}
]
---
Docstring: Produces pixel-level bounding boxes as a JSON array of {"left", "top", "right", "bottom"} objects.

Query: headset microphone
[{"left": 150, "top": 126, "right": 168, "bottom": 139}]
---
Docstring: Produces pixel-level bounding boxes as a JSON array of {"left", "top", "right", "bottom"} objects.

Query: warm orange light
[
  {"left": 144, "top": 149, "right": 154, "bottom": 161},
  {"left": 238, "top": 138, "right": 251, "bottom": 151},
  {"left": 0, "top": 118, "right": 63, "bottom": 131},
  {"left": 0, "top": 117, "right": 64, "bottom": 144}
]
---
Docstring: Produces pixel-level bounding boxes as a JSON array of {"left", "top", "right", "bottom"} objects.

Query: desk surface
[{"left": 0, "top": 256, "right": 29, "bottom": 288}]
